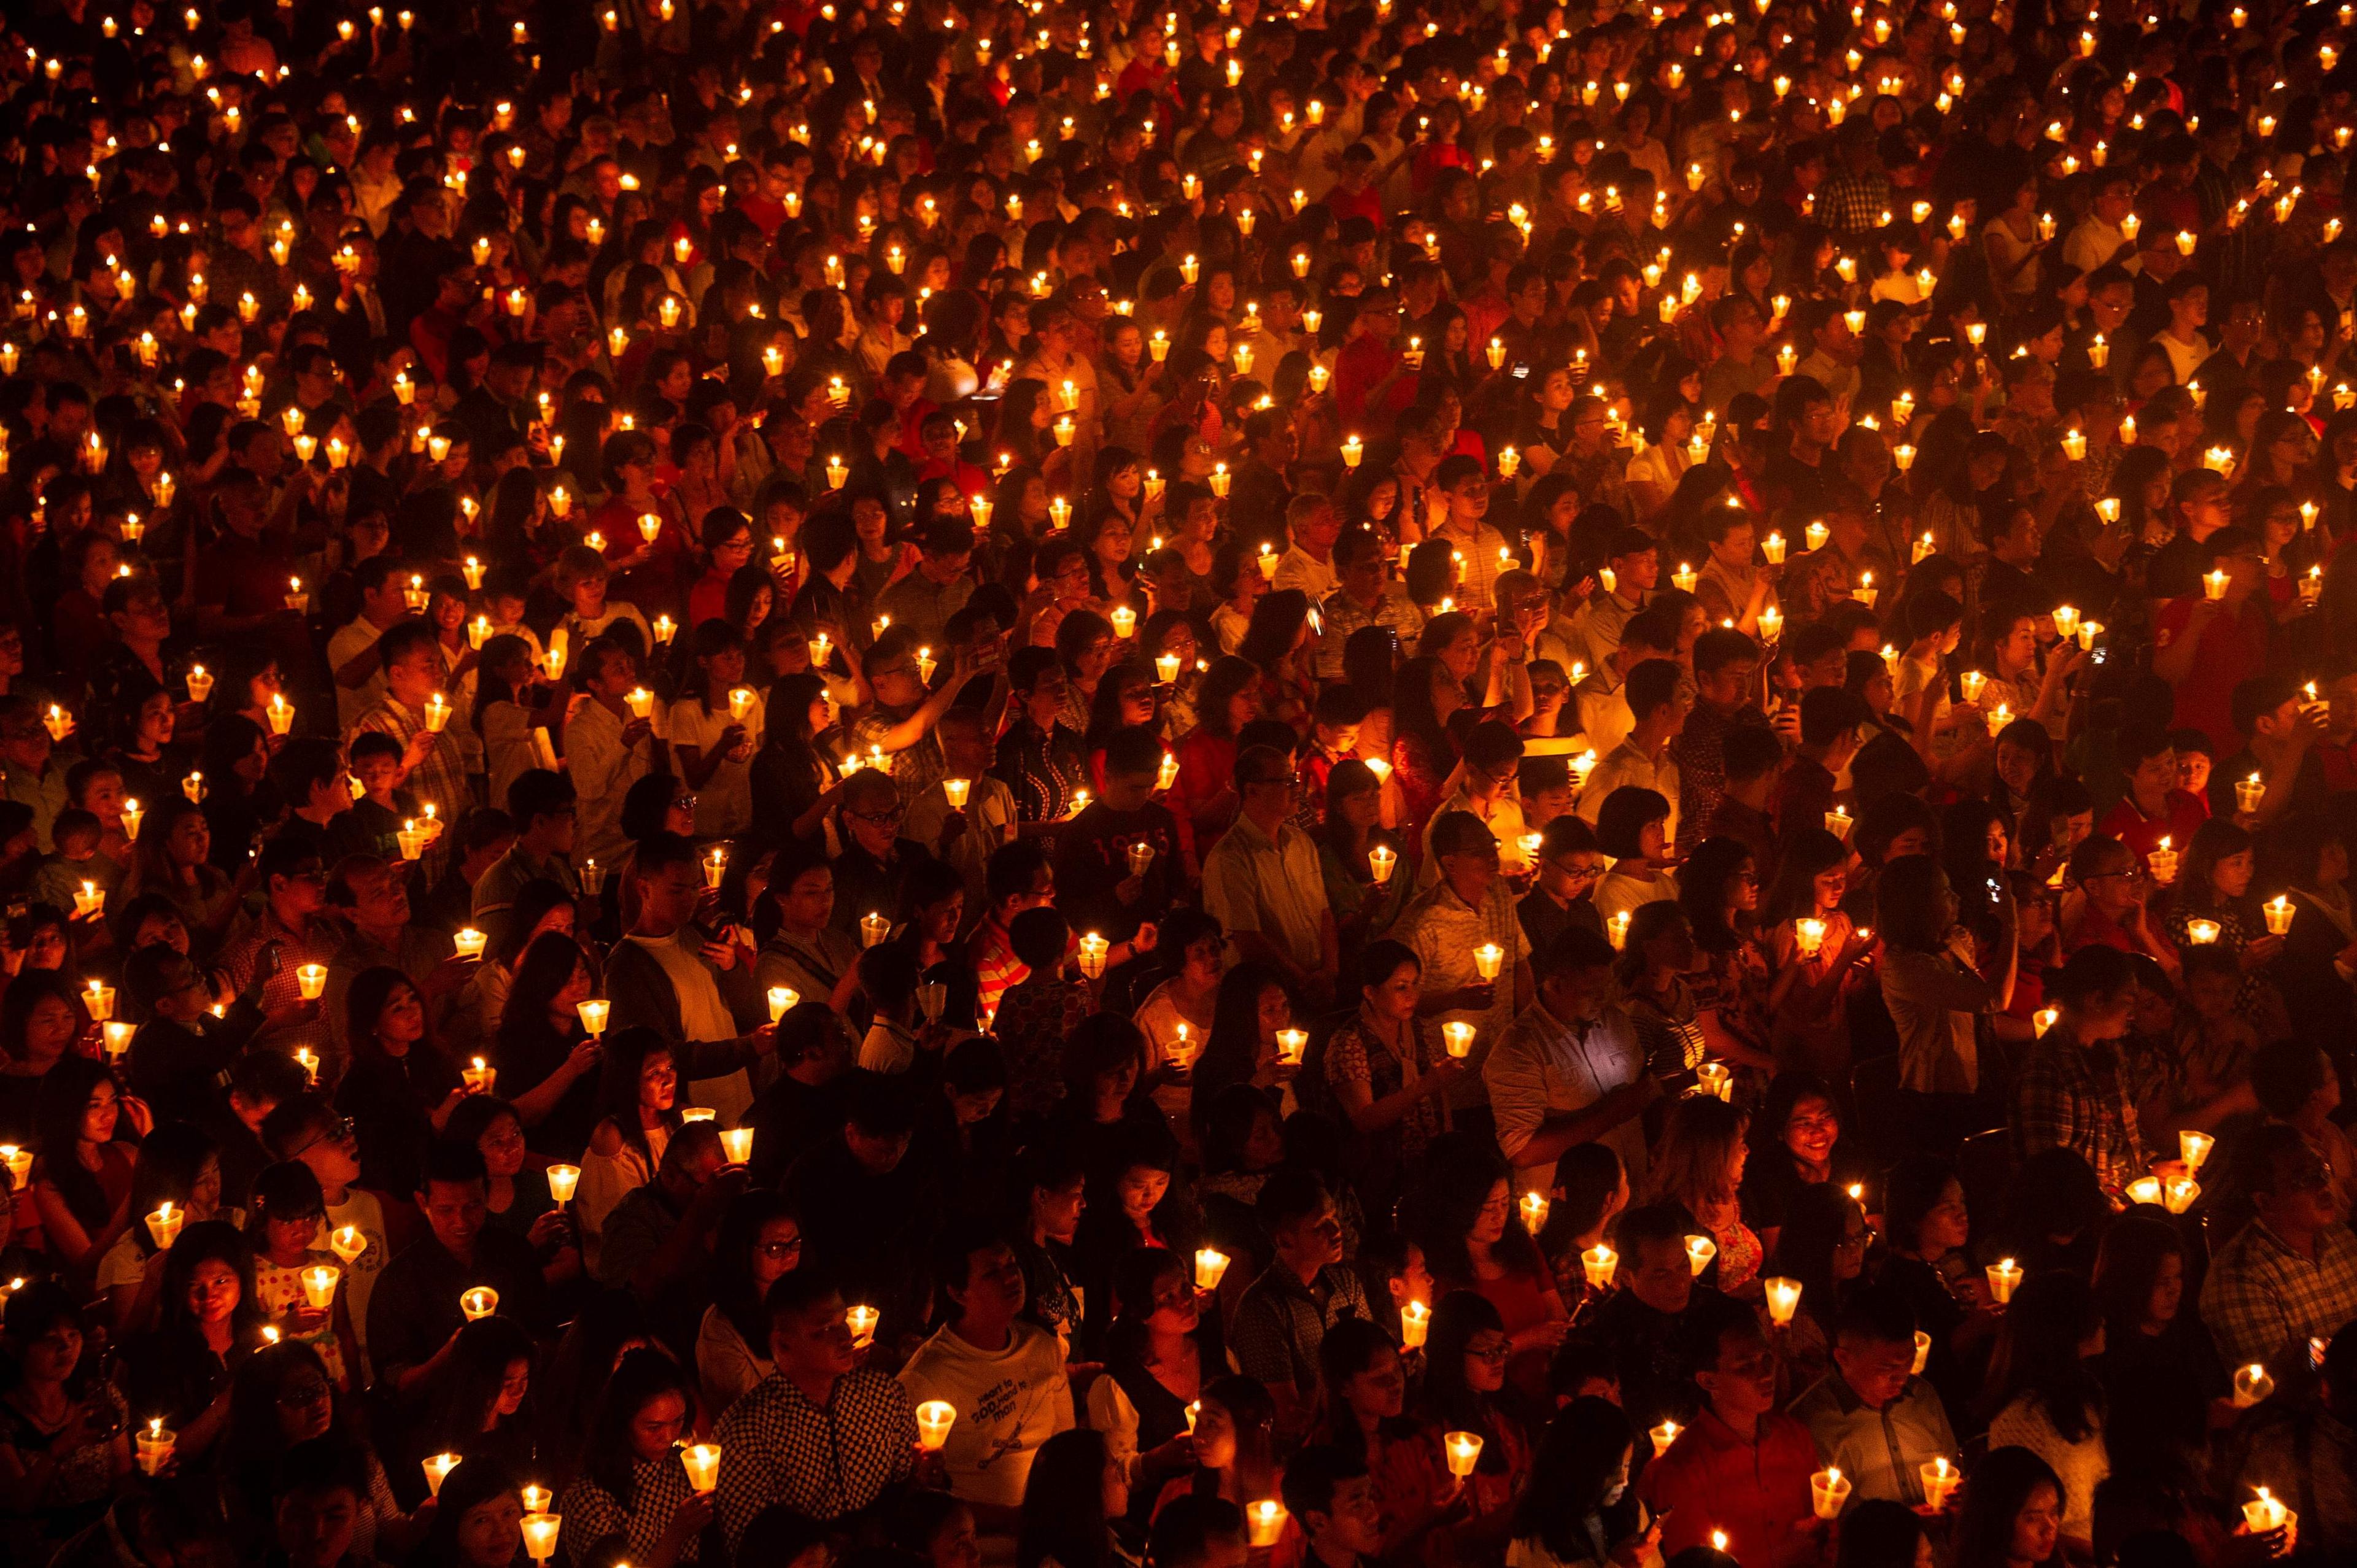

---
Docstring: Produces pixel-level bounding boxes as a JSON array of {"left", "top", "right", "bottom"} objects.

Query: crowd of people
[{"left": 7, "top": 1, "right": 2357, "bottom": 1568}]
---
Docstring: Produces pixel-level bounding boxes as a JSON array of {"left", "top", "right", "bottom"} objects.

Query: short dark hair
[
  {"left": 1256, "top": 1167, "right": 1331, "bottom": 1233},
  {"left": 1625, "top": 658, "right": 1683, "bottom": 721},
  {"left": 417, "top": 1138, "right": 489, "bottom": 1194},
  {"left": 1833, "top": 1282, "right": 1917, "bottom": 1348},
  {"left": 1281, "top": 1443, "right": 1370, "bottom": 1527}
]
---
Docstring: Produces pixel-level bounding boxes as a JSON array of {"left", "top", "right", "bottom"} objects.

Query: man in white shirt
[
  {"left": 899, "top": 1229, "right": 1074, "bottom": 1520},
  {"left": 1573, "top": 607, "right": 1681, "bottom": 763},
  {"left": 327, "top": 557, "right": 411, "bottom": 730},
  {"left": 1578, "top": 658, "right": 1691, "bottom": 848},
  {"left": 2064, "top": 172, "right": 2142, "bottom": 279},
  {"left": 1484, "top": 924, "right": 1659, "bottom": 1186},
  {"left": 1204, "top": 743, "right": 1338, "bottom": 1001},
  {"left": 1574, "top": 526, "right": 1663, "bottom": 673},
  {"left": 1274, "top": 493, "right": 1344, "bottom": 603}
]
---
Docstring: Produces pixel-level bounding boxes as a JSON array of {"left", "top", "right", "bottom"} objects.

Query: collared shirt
[
  {"left": 559, "top": 1451, "right": 705, "bottom": 1566},
  {"left": 1637, "top": 1407, "right": 1821, "bottom": 1562},
  {"left": 714, "top": 1370, "right": 916, "bottom": 1544},
  {"left": 1575, "top": 589, "right": 1647, "bottom": 673},
  {"left": 216, "top": 908, "right": 343, "bottom": 1064},
  {"left": 1483, "top": 997, "right": 1647, "bottom": 1181},
  {"left": 850, "top": 705, "right": 946, "bottom": 808},
  {"left": 1578, "top": 740, "right": 1681, "bottom": 849},
  {"left": 473, "top": 843, "right": 581, "bottom": 946},
  {"left": 565, "top": 700, "right": 654, "bottom": 865},
  {"left": 1202, "top": 813, "right": 1331, "bottom": 975},
  {"left": 1417, "top": 787, "right": 1531, "bottom": 884},
  {"left": 1788, "top": 1369, "right": 1959, "bottom": 1508},
  {"left": 2199, "top": 1217, "right": 2357, "bottom": 1370},
  {"left": 1434, "top": 517, "right": 1511, "bottom": 616},
  {"left": 1670, "top": 704, "right": 1770, "bottom": 857},
  {"left": 353, "top": 693, "right": 466, "bottom": 876},
  {"left": 2013, "top": 1030, "right": 2153, "bottom": 1199},
  {"left": 1317, "top": 584, "right": 1425, "bottom": 679},
  {"left": 1571, "top": 668, "right": 1631, "bottom": 758},
  {"left": 1400, "top": 877, "right": 1530, "bottom": 1105},
  {"left": 1694, "top": 557, "right": 1776, "bottom": 630},
  {"left": 1274, "top": 544, "right": 1339, "bottom": 603},
  {"left": 1230, "top": 1261, "right": 1372, "bottom": 1391}
]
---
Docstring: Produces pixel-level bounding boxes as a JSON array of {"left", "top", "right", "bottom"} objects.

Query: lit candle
[
  {"left": 1919, "top": 1456, "right": 1962, "bottom": 1510},
  {"left": 1276, "top": 1029, "right": 1307, "bottom": 1065},
  {"left": 916, "top": 1400, "right": 958, "bottom": 1451},
  {"left": 1686, "top": 1235, "right": 1717, "bottom": 1275},
  {"left": 1196, "top": 1248, "right": 1231, "bottom": 1289},
  {"left": 2165, "top": 1176, "right": 2200, "bottom": 1214},
  {"left": 1369, "top": 846, "right": 1398, "bottom": 884},
  {"left": 1795, "top": 918, "right": 1826, "bottom": 957},
  {"left": 84, "top": 981, "right": 116, "bottom": 1021},
  {"left": 102, "top": 1021, "right": 133, "bottom": 1060},
  {"left": 145, "top": 1201, "right": 184, "bottom": 1249},
  {"left": 1696, "top": 1062, "right": 1733, "bottom": 1100},
  {"left": 2180, "top": 1130, "right": 2216, "bottom": 1172},
  {"left": 137, "top": 1418, "right": 176, "bottom": 1475},
  {"left": 1247, "top": 1500, "right": 1288, "bottom": 1547},
  {"left": 1581, "top": 1244, "right": 1619, "bottom": 1289},
  {"left": 1811, "top": 1467, "right": 1853, "bottom": 1519},
  {"left": 2127, "top": 1176, "right": 2164, "bottom": 1207},
  {"left": 720, "top": 1127, "right": 754, "bottom": 1164},
  {"left": 577, "top": 999, "right": 610, "bottom": 1037},
  {"left": 1401, "top": 1300, "right": 1431, "bottom": 1347},
  {"left": 421, "top": 1452, "right": 460, "bottom": 1496},
  {"left": 861, "top": 913, "right": 892, "bottom": 948},
  {"left": 1474, "top": 943, "right": 1504, "bottom": 980},
  {"left": 461, "top": 1286, "right": 499, "bottom": 1320},
  {"left": 301, "top": 1264, "right": 340, "bottom": 1310},
  {"left": 296, "top": 963, "right": 327, "bottom": 1000},
  {"left": 1442, "top": 1021, "right": 1476, "bottom": 1059},
  {"left": 767, "top": 986, "right": 799, "bottom": 1023},
  {"left": 680, "top": 1442, "right": 722, "bottom": 1493},
  {"left": 455, "top": 927, "right": 487, "bottom": 960},
  {"left": 330, "top": 1225, "right": 368, "bottom": 1264},
  {"left": 1764, "top": 1275, "right": 1803, "bottom": 1325},
  {"left": 1608, "top": 911, "right": 1631, "bottom": 949},
  {"left": 2265, "top": 896, "right": 2294, "bottom": 935},
  {"left": 2234, "top": 1364, "right": 2277, "bottom": 1408},
  {"left": 545, "top": 1165, "right": 580, "bottom": 1206},
  {"left": 1444, "top": 1431, "right": 1485, "bottom": 1477},
  {"left": 1913, "top": 1329, "right": 1932, "bottom": 1373},
  {"left": 1986, "top": 1258, "right": 2024, "bottom": 1304},
  {"left": 1078, "top": 932, "right": 1112, "bottom": 978},
  {"left": 521, "top": 1512, "right": 560, "bottom": 1564},
  {"left": 846, "top": 1303, "right": 880, "bottom": 1346},
  {"left": 2186, "top": 919, "right": 2222, "bottom": 945},
  {"left": 2241, "top": 1487, "right": 2291, "bottom": 1535}
]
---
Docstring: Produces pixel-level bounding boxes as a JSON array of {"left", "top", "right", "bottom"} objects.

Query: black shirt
[{"left": 365, "top": 1226, "right": 554, "bottom": 1389}]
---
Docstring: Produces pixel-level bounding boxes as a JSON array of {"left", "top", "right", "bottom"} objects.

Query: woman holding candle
[
  {"left": 103, "top": 688, "right": 191, "bottom": 814},
  {"left": 1086, "top": 1248, "right": 1206, "bottom": 1523},
  {"left": 1237, "top": 590, "right": 1318, "bottom": 738},
  {"left": 1762, "top": 1184, "right": 1871, "bottom": 1397},
  {"left": 1610, "top": 902, "right": 1717, "bottom": 1086},
  {"left": 696, "top": 1192, "right": 802, "bottom": 1421},
  {"left": 333, "top": 968, "right": 465, "bottom": 1200},
  {"left": 576, "top": 1030, "right": 684, "bottom": 1274},
  {"left": 1132, "top": 910, "right": 1226, "bottom": 1125},
  {"left": 1982, "top": 1273, "right": 2111, "bottom": 1557},
  {"left": 1151, "top": 1374, "right": 1282, "bottom": 1520},
  {"left": 1677, "top": 839, "right": 1779, "bottom": 1068},
  {"left": 1642, "top": 1096, "right": 1765, "bottom": 1297},
  {"left": 666, "top": 622, "right": 762, "bottom": 841},
  {"left": 116, "top": 1218, "right": 264, "bottom": 1464},
  {"left": 217, "top": 1339, "right": 419, "bottom": 1559},
  {"left": 1190, "top": 964, "right": 1302, "bottom": 1140},
  {"left": 29, "top": 1056, "right": 142, "bottom": 1288},
  {"left": 2089, "top": 1214, "right": 2230, "bottom": 1464},
  {"left": 1505, "top": 1396, "right": 1656, "bottom": 1568},
  {"left": 1320, "top": 938, "right": 1461, "bottom": 1215},
  {"left": 1740, "top": 1075, "right": 1879, "bottom": 1261},
  {"left": 1404, "top": 1292, "right": 1532, "bottom": 1559},
  {"left": 2162, "top": 819, "right": 2288, "bottom": 1029},
  {"left": 400, "top": 1316, "right": 541, "bottom": 1498},
  {"left": 95, "top": 1121, "right": 222, "bottom": 1335},
  {"left": 445, "top": 1097, "right": 577, "bottom": 1289},
  {"left": 1875, "top": 1156, "right": 1995, "bottom": 1416},
  {"left": 1415, "top": 1148, "right": 1571, "bottom": 1402},
  {"left": 489, "top": 930, "right": 605, "bottom": 1157},
  {"left": 749, "top": 671, "right": 856, "bottom": 846},
  {"left": 1315, "top": 765, "right": 1416, "bottom": 967},
  {"left": 118, "top": 799, "right": 239, "bottom": 959},
  {"left": 555, "top": 1349, "right": 714, "bottom": 1567},
  {"left": 2265, "top": 817, "right": 2357, "bottom": 1045},
  {"left": 1760, "top": 830, "right": 1874, "bottom": 1075},
  {"left": 1072, "top": 1129, "right": 1198, "bottom": 1353}
]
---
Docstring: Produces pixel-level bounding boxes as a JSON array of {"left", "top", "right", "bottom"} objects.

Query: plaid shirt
[
  {"left": 1315, "top": 584, "right": 1425, "bottom": 679},
  {"left": 1230, "top": 1261, "right": 1371, "bottom": 1391},
  {"left": 714, "top": 1369, "right": 915, "bottom": 1546},
  {"left": 2013, "top": 1032, "right": 2153, "bottom": 1200},
  {"left": 2199, "top": 1218, "right": 2357, "bottom": 1372},
  {"left": 559, "top": 1452, "right": 704, "bottom": 1565},
  {"left": 1819, "top": 168, "right": 1895, "bottom": 236},
  {"left": 354, "top": 693, "right": 466, "bottom": 878},
  {"left": 1431, "top": 517, "right": 1511, "bottom": 616}
]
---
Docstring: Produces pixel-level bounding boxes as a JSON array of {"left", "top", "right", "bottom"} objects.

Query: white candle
[
  {"left": 680, "top": 1442, "right": 722, "bottom": 1493},
  {"left": 1765, "top": 1276, "right": 1803, "bottom": 1324},
  {"left": 916, "top": 1400, "right": 958, "bottom": 1451},
  {"left": 1444, "top": 1431, "right": 1485, "bottom": 1477}
]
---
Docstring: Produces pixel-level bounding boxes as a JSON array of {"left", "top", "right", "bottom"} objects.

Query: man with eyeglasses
[
  {"left": 1638, "top": 1315, "right": 1822, "bottom": 1562},
  {"left": 2203, "top": 1122, "right": 2357, "bottom": 1372},
  {"left": 1202, "top": 744, "right": 1337, "bottom": 1003},
  {"left": 830, "top": 769, "right": 940, "bottom": 948},
  {"left": 1518, "top": 817, "right": 1609, "bottom": 956}
]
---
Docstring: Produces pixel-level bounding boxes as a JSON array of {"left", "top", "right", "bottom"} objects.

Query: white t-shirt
[
  {"left": 667, "top": 692, "right": 764, "bottom": 840},
  {"left": 897, "top": 1321, "right": 1075, "bottom": 1509}
]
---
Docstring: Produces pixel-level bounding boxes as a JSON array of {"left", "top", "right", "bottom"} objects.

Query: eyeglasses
[
  {"left": 756, "top": 1238, "right": 803, "bottom": 1260},
  {"left": 276, "top": 1378, "right": 333, "bottom": 1408},
  {"left": 1466, "top": 1338, "right": 1514, "bottom": 1364},
  {"left": 671, "top": 794, "right": 698, "bottom": 811},
  {"left": 287, "top": 1116, "right": 358, "bottom": 1159},
  {"left": 848, "top": 805, "right": 904, "bottom": 825}
]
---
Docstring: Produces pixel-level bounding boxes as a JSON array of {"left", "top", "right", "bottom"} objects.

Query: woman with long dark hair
[
  {"left": 554, "top": 1348, "right": 713, "bottom": 1567},
  {"left": 1414, "top": 1143, "right": 1568, "bottom": 1402},
  {"left": 1318, "top": 938, "right": 1456, "bottom": 1215},
  {"left": 695, "top": 1191, "right": 801, "bottom": 1421},
  {"left": 219, "top": 1339, "right": 419, "bottom": 1559},
  {"left": 492, "top": 932, "right": 604, "bottom": 1157},
  {"left": 1018, "top": 1427, "right": 1137, "bottom": 1568},
  {"left": 749, "top": 670, "right": 846, "bottom": 846},
  {"left": 1148, "top": 1373, "right": 1279, "bottom": 1517},
  {"left": 0, "top": 1278, "right": 131, "bottom": 1554},
  {"left": 98, "top": 1120, "right": 223, "bottom": 1334},
  {"left": 398, "top": 1315, "right": 540, "bottom": 1502},
  {"left": 1167, "top": 654, "right": 1263, "bottom": 855},
  {"left": 1412, "top": 1292, "right": 1533, "bottom": 1559},
  {"left": 416, "top": 1454, "right": 526, "bottom": 1568},
  {"left": 1981, "top": 1273, "right": 2109, "bottom": 1558},
  {"left": 1950, "top": 1445, "right": 2065, "bottom": 1568},
  {"left": 1506, "top": 1397, "right": 1645, "bottom": 1568},
  {"left": 1189, "top": 962, "right": 1296, "bottom": 1141},
  {"left": 575, "top": 1028, "right": 683, "bottom": 1273},
  {"left": 28, "top": 1055, "right": 141, "bottom": 1286},
  {"left": 1086, "top": 1246, "right": 1204, "bottom": 1526},
  {"left": 333, "top": 966, "right": 463, "bottom": 1197},
  {"left": 447, "top": 878, "right": 576, "bottom": 1062},
  {"left": 116, "top": 1217, "right": 265, "bottom": 1462},
  {"left": 2089, "top": 1214, "right": 2226, "bottom": 1462},
  {"left": 1740, "top": 1072, "right": 1877, "bottom": 1257}
]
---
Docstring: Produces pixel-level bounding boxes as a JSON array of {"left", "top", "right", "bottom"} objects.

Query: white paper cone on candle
[
  {"left": 1444, "top": 1431, "right": 1485, "bottom": 1477},
  {"left": 1401, "top": 1300, "right": 1431, "bottom": 1347},
  {"left": 422, "top": 1452, "right": 460, "bottom": 1496},
  {"left": 1811, "top": 1468, "right": 1853, "bottom": 1519},
  {"left": 916, "top": 1400, "right": 957, "bottom": 1450},
  {"left": 681, "top": 1442, "right": 722, "bottom": 1493},
  {"left": 545, "top": 1165, "right": 579, "bottom": 1205},
  {"left": 1765, "top": 1276, "right": 1803, "bottom": 1324}
]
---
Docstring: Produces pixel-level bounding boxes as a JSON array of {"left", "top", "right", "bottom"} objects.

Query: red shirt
[
  {"left": 1637, "top": 1408, "right": 1821, "bottom": 1566},
  {"left": 2156, "top": 594, "right": 2265, "bottom": 756},
  {"left": 2097, "top": 789, "right": 2207, "bottom": 871}
]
